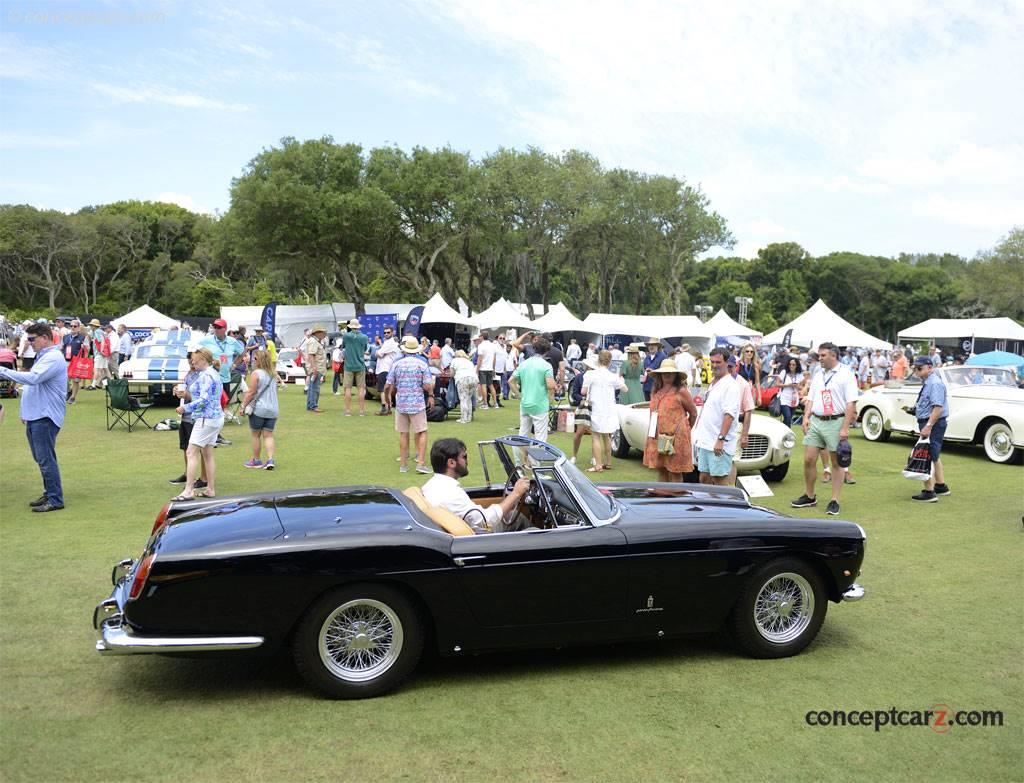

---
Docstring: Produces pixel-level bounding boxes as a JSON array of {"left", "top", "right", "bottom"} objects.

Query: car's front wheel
[
  {"left": 860, "top": 407, "right": 890, "bottom": 442},
  {"left": 982, "top": 420, "right": 1018, "bottom": 464},
  {"left": 293, "top": 584, "right": 424, "bottom": 699},
  {"left": 728, "top": 558, "right": 827, "bottom": 658},
  {"left": 759, "top": 461, "right": 789, "bottom": 482},
  {"left": 611, "top": 428, "right": 631, "bottom": 458}
]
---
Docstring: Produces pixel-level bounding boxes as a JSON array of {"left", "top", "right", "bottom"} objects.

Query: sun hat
[
  {"left": 625, "top": 345, "right": 640, "bottom": 354},
  {"left": 88, "top": 318, "right": 101, "bottom": 327},
  {"left": 581, "top": 357, "right": 598, "bottom": 370},
  {"left": 400, "top": 335, "right": 421, "bottom": 353},
  {"left": 646, "top": 337, "right": 661, "bottom": 345},
  {"left": 649, "top": 358, "right": 680, "bottom": 373},
  {"left": 348, "top": 318, "right": 361, "bottom": 329},
  {"left": 310, "top": 324, "right": 327, "bottom": 335}
]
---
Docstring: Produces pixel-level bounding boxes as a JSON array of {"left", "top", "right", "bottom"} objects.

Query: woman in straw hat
[
  {"left": 618, "top": 345, "right": 645, "bottom": 405},
  {"left": 643, "top": 358, "right": 698, "bottom": 482}
]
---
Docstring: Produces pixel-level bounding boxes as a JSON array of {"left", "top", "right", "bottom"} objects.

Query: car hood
[{"left": 606, "top": 482, "right": 759, "bottom": 518}]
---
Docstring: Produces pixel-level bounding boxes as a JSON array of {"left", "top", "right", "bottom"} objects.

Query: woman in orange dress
[{"left": 643, "top": 358, "right": 698, "bottom": 481}]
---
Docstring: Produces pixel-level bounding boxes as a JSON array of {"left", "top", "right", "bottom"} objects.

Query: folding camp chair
[
  {"left": 106, "top": 379, "right": 154, "bottom": 432},
  {"left": 223, "top": 377, "right": 246, "bottom": 424}
]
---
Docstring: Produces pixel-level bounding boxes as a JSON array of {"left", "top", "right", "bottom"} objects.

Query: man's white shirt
[
  {"left": 476, "top": 339, "right": 497, "bottom": 372},
  {"left": 807, "top": 363, "right": 858, "bottom": 416},
  {"left": 692, "top": 374, "right": 741, "bottom": 455},
  {"left": 422, "top": 474, "right": 501, "bottom": 533}
]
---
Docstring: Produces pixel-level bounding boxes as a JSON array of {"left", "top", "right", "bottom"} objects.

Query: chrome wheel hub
[
  {"left": 754, "top": 572, "right": 814, "bottom": 644},
  {"left": 319, "top": 599, "right": 403, "bottom": 682}
]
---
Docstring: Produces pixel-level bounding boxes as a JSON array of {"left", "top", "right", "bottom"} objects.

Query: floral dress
[
  {"left": 619, "top": 359, "right": 645, "bottom": 405},
  {"left": 643, "top": 385, "right": 697, "bottom": 474}
]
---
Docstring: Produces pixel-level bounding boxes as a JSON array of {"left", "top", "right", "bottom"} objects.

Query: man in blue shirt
[
  {"left": 911, "top": 355, "right": 951, "bottom": 503},
  {"left": 642, "top": 337, "right": 667, "bottom": 401},
  {"left": 199, "top": 318, "right": 244, "bottom": 385},
  {"left": 0, "top": 322, "right": 68, "bottom": 511}
]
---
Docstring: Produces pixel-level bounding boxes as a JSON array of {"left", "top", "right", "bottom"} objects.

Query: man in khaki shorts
[
  {"left": 791, "top": 342, "right": 859, "bottom": 516},
  {"left": 341, "top": 318, "right": 369, "bottom": 416},
  {"left": 384, "top": 336, "right": 435, "bottom": 474}
]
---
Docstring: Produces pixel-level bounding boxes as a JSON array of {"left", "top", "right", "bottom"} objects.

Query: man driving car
[{"left": 422, "top": 438, "right": 532, "bottom": 533}]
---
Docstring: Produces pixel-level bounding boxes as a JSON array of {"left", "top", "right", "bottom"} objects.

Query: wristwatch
[{"left": 717, "top": 435, "right": 727, "bottom": 441}]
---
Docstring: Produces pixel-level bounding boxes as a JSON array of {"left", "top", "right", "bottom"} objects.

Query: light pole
[
  {"left": 694, "top": 305, "right": 712, "bottom": 323},
  {"left": 734, "top": 296, "right": 753, "bottom": 326}
]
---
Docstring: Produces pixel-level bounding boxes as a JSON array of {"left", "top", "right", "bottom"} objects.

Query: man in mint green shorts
[
  {"left": 509, "top": 335, "right": 556, "bottom": 441},
  {"left": 791, "top": 342, "right": 859, "bottom": 516},
  {"left": 692, "top": 348, "right": 741, "bottom": 485}
]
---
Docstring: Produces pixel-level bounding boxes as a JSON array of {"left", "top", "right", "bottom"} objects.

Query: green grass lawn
[{"left": 1, "top": 385, "right": 1021, "bottom": 782}]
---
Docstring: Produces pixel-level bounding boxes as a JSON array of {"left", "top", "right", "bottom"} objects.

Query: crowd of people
[{"left": 0, "top": 313, "right": 965, "bottom": 522}]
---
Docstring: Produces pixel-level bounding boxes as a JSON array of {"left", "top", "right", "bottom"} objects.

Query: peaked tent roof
[
  {"left": 420, "top": 292, "right": 475, "bottom": 327},
  {"left": 762, "top": 299, "right": 891, "bottom": 350},
  {"left": 527, "top": 302, "right": 591, "bottom": 333},
  {"left": 470, "top": 297, "right": 535, "bottom": 330},
  {"left": 706, "top": 308, "right": 762, "bottom": 337},
  {"left": 111, "top": 304, "right": 180, "bottom": 330},
  {"left": 898, "top": 317, "right": 1024, "bottom": 342}
]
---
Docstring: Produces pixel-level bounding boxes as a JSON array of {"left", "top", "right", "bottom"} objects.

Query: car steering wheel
[{"left": 504, "top": 465, "right": 526, "bottom": 496}]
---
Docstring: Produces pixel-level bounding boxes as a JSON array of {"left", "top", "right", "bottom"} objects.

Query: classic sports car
[
  {"left": 857, "top": 365, "right": 1024, "bottom": 464},
  {"left": 612, "top": 402, "right": 796, "bottom": 481},
  {"left": 117, "top": 331, "right": 197, "bottom": 395},
  {"left": 94, "top": 436, "right": 865, "bottom": 699},
  {"left": 275, "top": 349, "right": 307, "bottom": 383}
]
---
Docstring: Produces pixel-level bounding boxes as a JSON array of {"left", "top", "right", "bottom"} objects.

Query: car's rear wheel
[
  {"left": 860, "top": 407, "right": 890, "bottom": 442},
  {"left": 728, "top": 558, "right": 827, "bottom": 658},
  {"left": 759, "top": 461, "right": 789, "bottom": 482},
  {"left": 293, "top": 584, "right": 424, "bottom": 699},
  {"left": 982, "top": 421, "right": 1018, "bottom": 464},
  {"left": 611, "top": 428, "right": 631, "bottom": 458}
]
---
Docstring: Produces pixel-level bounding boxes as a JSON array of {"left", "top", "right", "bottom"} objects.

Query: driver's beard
[{"left": 455, "top": 464, "right": 470, "bottom": 479}]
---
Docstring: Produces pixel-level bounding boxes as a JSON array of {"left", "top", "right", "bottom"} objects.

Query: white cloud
[
  {"left": 911, "top": 195, "right": 1024, "bottom": 231},
  {"left": 0, "top": 133, "right": 81, "bottom": 150},
  {"left": 91, "top": 83, "right": 249, "bottom": 111},
  {"left": 858, "top": 143, "right": 1024, "bottom": 188},
  {"left": 154, "top": 192, "right": 213, "bottom": 215}
]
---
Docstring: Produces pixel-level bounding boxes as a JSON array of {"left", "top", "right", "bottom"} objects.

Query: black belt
[{"left": 813, "top": 414, "right": 844, "bottom": 420}]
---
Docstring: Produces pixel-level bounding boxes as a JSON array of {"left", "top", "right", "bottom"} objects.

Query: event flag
[
  {"left": 260, "top": 302, "right": 278, "bottom": 338},
  {"left": 782, "top": 328, "right": 793, "bottom": 351},
  {"left": 404, "top": 305, "right": 424, "bottom": 338}
]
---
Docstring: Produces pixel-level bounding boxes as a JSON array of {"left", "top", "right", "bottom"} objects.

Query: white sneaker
[{"left": 570, "top": 456, "right": 576, "bottom": 464}]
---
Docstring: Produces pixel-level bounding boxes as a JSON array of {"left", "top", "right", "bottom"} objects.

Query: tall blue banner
[
  {"left": 260, "top": 302, "right": 278, "bottom": 338},
  {"left": 404, "top": 305, "right": 425, "bottom": 338}
]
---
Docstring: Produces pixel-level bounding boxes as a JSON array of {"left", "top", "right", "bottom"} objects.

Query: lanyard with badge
[
  {"left": 214, "top": 337, "right": 229, "bottom": 368},
  {"left": 820, "top": 370, "right": 838, "bottom": 415}
]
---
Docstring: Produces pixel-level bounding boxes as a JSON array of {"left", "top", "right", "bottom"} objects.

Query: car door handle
[{"left": 454, "top": 555, "right": 487, "bottom": 567}]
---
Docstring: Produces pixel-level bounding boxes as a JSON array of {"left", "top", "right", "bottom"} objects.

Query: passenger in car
[{"left": 423, "top": 438, "right": 532, "bottom": 533}]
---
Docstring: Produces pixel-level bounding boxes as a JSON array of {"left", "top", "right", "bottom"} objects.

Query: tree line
[{"left": 1, "top": 136, "right": 1020, "bottom": 339}]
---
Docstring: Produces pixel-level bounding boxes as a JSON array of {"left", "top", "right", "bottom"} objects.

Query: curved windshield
[
  {"left": 559, "top": 459, "right": 618, "bottom": 523},
  {"left": 134, "top": 344, "right": 187, "bottom": 359},
  {"left": 944, "top": 367, "right": 1017, "bottom": 388}
]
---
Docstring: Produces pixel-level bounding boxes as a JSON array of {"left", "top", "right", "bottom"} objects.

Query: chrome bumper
[
  {"left": 94, "top": 598, "right": 264, "bottom": 655},
  {"left": 842, "top": 583, "right": 866, "bottom": 602}
]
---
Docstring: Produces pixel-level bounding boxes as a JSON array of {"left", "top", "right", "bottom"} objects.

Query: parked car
[
  {"left": 276, "top": 349, "right": 306, "bottom": 384},
  {"left": 612, "top": 402, "right": 796, "bottom": 481},
  {"left": 857, "top": 365, "right": 1024, "bottom": 464},
  {"left": 754, "top": 375, "right": 783, "bottom": 410},
  {"left": 94, "top": 436, "right": 864, "bottom": 699},
  {"left": 117, "top": 331, "right": 197, "bottom": 395}
]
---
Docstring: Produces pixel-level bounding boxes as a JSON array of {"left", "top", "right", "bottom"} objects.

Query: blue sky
[{"left": 2, "top": 0, "right": 1022, "bottom": 259}]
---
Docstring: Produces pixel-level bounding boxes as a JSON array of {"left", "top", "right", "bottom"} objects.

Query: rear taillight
[
  {"left": 151, "top": 503, "right": 171, "bottom": 536},
  {"left": 128, "top": 553, "right": 155, "bottom": 600}
]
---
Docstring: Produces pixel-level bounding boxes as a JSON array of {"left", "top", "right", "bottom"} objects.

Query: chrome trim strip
[
  {"left": 111, "top": 558, "right": 134, "bottom": 586},
  {"left": 96, "top": 618, "right": 264, "bottom": 654},
  {"left": 842, "top": 583, "right": 866, "bottom": 602}
]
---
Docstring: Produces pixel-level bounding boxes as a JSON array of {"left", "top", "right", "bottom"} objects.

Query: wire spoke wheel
[
  {"left": 753, "top": 572, "right": 815, "bottom": 644},
  {"left": 319, "top": 599, "right": 404, "bottom": 683}
]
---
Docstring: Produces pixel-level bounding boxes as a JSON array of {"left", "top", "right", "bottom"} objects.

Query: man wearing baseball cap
[
  {"left": 199, "top": 318, "right": 244, "bottom": 387},
  {"left": 910, "top": 355, "right": 951, "bottom": 502}
]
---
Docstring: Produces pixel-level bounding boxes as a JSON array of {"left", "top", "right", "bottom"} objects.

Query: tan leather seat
[{"left": 402, "top": 487, "right": 475, "bottom": 537}]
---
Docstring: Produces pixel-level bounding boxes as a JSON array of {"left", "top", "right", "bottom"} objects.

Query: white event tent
[
  {"left": 898, "top": 317, "right": 1024, "bottom": 343},
  {"left": 762, "top": 299, "right": 891, "bottom": 350},
  {"left": 581, "top": 313, "right": 714, "bottom": 353},
  {"left": 220, "top": 304, "right": 338, "bottom": 349},
  {"left": 420, "top": 292, "right": 475, "bottom": 327},
  {"left": 470, "top": 297, "right": 534, "bottom": 331},
  {"left": 527, "top": 302, "right": 593, "bottom": 335},
  {"left": 111, "top": 304, "right": 180, "bottom": 331},
  {"left": 706, "top": 309, "right": 762, "bottom": 339}
]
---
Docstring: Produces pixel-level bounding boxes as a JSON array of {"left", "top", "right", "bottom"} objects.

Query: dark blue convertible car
[{"left": 95, "top": 436, "right": 866, "bottom": 698}]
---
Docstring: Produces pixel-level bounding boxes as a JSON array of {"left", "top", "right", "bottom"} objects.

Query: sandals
[
  {"left": 586, "top": 466, "right": 604, "bottom": 473},
  {"left": 821, "top": 468, "right": 832, "bottom": 483},
  {"left": 844, "top": 476, "right": 857, "bottom": 485},
  {"left": 171, "top": 493, "right": 195, "bottom": 502}
]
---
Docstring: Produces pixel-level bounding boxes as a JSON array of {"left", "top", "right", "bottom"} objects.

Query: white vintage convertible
[
  {"left": 612, "top": 402, "right": 796, "bottom": 481},
  {"left": 856, "top": 365, "right": 1024, "bottom": 464}
]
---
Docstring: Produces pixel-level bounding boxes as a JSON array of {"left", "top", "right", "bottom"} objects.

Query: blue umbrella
[{"left": 966, "top": 350, "right": 1024, "bottom": 377}]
